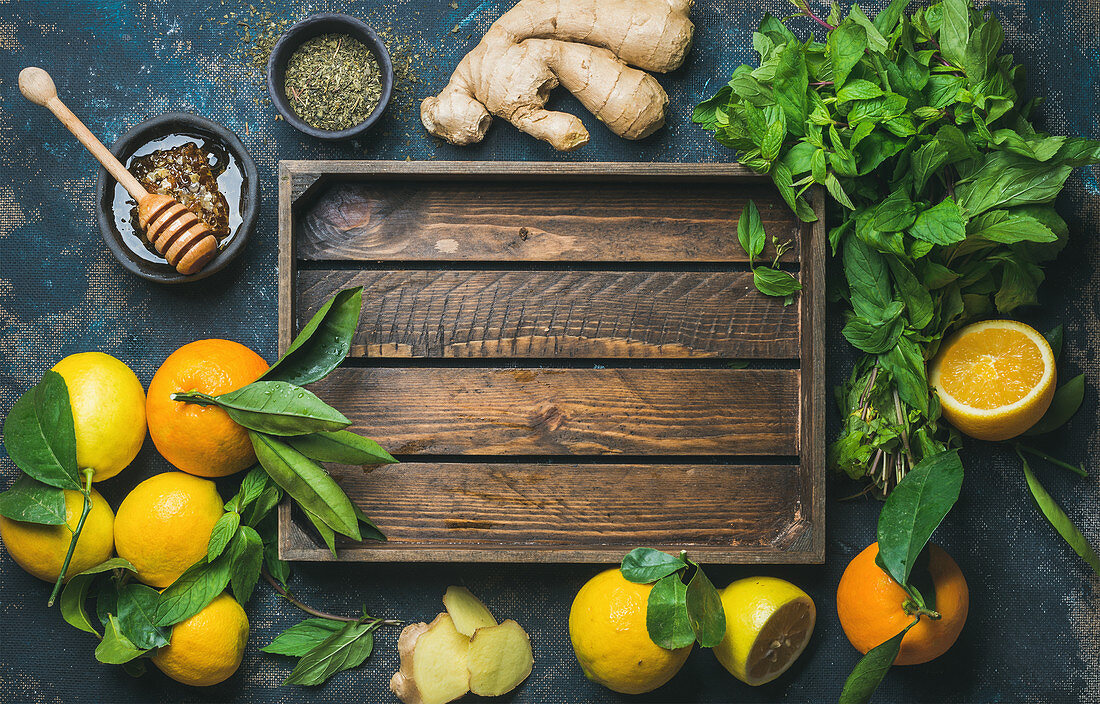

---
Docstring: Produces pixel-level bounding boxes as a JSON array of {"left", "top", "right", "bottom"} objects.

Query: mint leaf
[{"left": 909, "top": 199, "right": 966, "bottom": 245}]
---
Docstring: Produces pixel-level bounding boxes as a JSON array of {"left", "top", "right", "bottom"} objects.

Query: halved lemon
[
  {"left": 713, "top": 577, "right": 816, "bottom": 686},
  {"left": 930, "top": 320, "right": 1055, "bottom": 441}
]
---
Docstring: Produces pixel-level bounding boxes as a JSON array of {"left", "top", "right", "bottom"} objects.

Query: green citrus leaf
[
  {"left": 620, "top": 548, "right": 687, "bottom": 584},
  {"left": 215, "top": 381, "right": 350, "bottom": 436},
  {"left": 250, "top": 432, "right": 360, "bottom": 540},
  {"left": 3, "top": 371, "right": 79, "bottom": 490},
  {"left": 262, "top": 286, "right": 363, "bottom": 386},
  {"left": 646, "top": 575, "right": 694, "bottom": 650},
  {"left": 0, "top": 474, "right": 66, "bottom": 524}
]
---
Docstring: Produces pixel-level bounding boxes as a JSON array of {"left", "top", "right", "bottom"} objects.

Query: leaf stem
[
  {"left": 799, "top": 4, "right": 836, "bottom": 31},
  {"left": 169, "top": 390, "right": 220, "bottom": 406},
  {"left": 48, "top": 468, "right": 94, "bottom": 607},
  {"left": 261, "top": 567, "right": 402, "bottom": 628},
  {"left": 893, "top": 390, "right": 915, "bottom": 473},
  {"left": 1016, "top": 444, "right": 1088, "bottom": 478}
]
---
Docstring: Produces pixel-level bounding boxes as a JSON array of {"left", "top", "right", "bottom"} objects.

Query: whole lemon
[
  {"left": 153, "top": 592, "right": 249, "bottom": 686},
  {"left": 568, "top": 568, "right": 691, "bottom": 694},
  {"left": 113, "top": 472, "right": 223, "bottom": 588},
  {"left": 52, "top": 352, "right": 147, "bottom": 482},
  {"left": 714, "top": 577, "right": 816, "bottom": 686},
  {"left": 0, "top": 488, "right": 114, "bottom": 582}
]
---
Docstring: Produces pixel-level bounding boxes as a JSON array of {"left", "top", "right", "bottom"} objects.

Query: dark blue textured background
[{"left": 0, "top": 1, "right": 1097, "bottom": 702}]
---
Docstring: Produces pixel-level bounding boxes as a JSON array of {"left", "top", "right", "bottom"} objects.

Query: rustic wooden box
[{"left": 277, "top": 161, "right": 825, "bottom": 563}]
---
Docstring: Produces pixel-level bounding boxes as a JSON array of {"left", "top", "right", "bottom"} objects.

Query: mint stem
[
  {"left": 48, "top": 469, "right": 95, "bottom": 607},
  {"left": 801, "top": 4, "right": 836, "bottom": 31},
  {"left": 261, "top": 567, "right": 402, "bottom": 627}
]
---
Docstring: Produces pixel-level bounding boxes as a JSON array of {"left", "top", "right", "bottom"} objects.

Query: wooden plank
[
  {"left": 284, "top": 160, "right": 774, "bottom": 204},
  {"left": 802, "top": 187, "right": 828, "bottom": 560},
  {"left": 296, "top": 180, "right": 799, "bottom": 263},
  {"left": 298, "top": 269, "right": 800, "bottom": 359},
  {"left": 312, "top": 368, "right": 798, "bottom": 456},
  {"left": 286, "top": 463, "right": 803, "bottom": 557},
  {"left": 278, "top": 164, "right": 295, "bottom": 355}
]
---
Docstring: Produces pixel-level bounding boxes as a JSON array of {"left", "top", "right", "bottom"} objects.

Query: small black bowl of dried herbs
[{"left": 266, "top": 13, "right": 393, "bottom": 140}]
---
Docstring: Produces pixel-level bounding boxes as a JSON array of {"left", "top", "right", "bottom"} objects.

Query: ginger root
[
  {"left": 421, "top": 0, "right": 694, "bottom": 151},
  {"left": 443, "top": 585, "right": 497, "bottom": 637}
]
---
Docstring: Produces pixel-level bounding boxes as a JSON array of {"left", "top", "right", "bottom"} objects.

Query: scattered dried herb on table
[{"left": 284, "top": 33, "right": 382, "bottom": 131}]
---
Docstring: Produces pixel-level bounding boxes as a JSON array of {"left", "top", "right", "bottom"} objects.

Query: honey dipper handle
[{"left": 19, "top": 67, "right": 148, "bottom": 201}]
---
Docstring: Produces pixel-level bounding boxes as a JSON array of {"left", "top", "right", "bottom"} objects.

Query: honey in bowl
[{"left": 111, "top": 133, "right": 244, "bottom": 265}]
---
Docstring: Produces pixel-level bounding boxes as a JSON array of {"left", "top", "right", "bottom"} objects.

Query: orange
[
  {"left": 929, "top": 320, "right": 1055, "bottom": 441},
  {"left": 146, "top": 339, "right": 267, "bottom": 477},
  {"left": 152, "top": 592, "right": 249, "bottom": 686},
  {"left": 569, "top": 568, "right": 691, "bottom": 694},
  {"left": 836, "top": 542, "right": 968, "bottom": 666},
  {"left": 113, "top": 472, "right": 224, "bottom": 588}
]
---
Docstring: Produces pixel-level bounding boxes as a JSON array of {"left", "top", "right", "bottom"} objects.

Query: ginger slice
[
  {"left": 443, "top": 586, "right": 497, "bottom": 637},
  {"left": 468, "top": 620, "right": 535, "bottom": 697},
  {"left": 389, "top": 613, "right": 471, "bottom": 704}
]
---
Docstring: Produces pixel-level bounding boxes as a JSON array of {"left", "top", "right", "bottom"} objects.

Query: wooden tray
[{"left": 276, "top": 161, "right": 825, "bottom": 563}]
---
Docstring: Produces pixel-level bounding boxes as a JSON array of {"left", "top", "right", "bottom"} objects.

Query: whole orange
[
  {"left": 836, "top": 542, "right": 968, "bottom": 666},
  {"left": 146, "top": 339, "right": 267, "bottom": 478}
]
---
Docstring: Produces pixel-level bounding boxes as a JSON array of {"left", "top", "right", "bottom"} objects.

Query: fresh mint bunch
[{"left": 695, "top": 0, "right": 1100, "bottom": 495}]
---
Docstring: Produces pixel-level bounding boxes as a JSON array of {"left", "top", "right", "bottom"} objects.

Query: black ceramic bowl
[
  {"left": 266, "top": 13, "right": 394, "bottom": 140},
  {"left": 95, "top": 113, "right": 258, "bottom": 284}
]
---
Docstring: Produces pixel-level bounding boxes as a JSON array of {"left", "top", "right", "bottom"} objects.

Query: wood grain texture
[
  {"left": 311, "top": 367, "right": 798, "bottom": 456},
  {"left": 319, "top": 463, "right": 803, "bottom": 547},
  {"left": 278, "top": 163, "right": 295, "bottom": 355},
  {"left": 298, "top": 269, "right": 800, "bottom": 359},
  {"left": 296, "top": 180, "right": 800, "bottom": 263},
  {"left": 804, "top": 187, "right": 828, "bottom": 558},
  {"left": 283, "top": 160, "right": 775, "bottom": 204}
]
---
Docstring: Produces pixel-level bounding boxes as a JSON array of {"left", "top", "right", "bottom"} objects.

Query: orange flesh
[{"left": 938, "top": 328, "right": 1044, "bottom": 409}]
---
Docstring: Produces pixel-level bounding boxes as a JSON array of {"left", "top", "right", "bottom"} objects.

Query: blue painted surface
[{"left": 0, "top": 1, "right": 1097, "bottom": 702}]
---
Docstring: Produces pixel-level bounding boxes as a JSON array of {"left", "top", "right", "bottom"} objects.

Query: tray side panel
[{"left": 297, "top": 269, "right": 799, "bottom": 359}]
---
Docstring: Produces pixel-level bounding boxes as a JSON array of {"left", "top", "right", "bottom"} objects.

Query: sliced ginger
[
  {"left": 390, "top": 613, "right": 471, "bottom": 704},
  {"left": 391, "top": 589, "right": 534, "bottom": 704},
  {"left": 443, "top": 586, "right": 498, "bottom": 637},
  {"left": 469, "top": 620, "right": 535, "bottom": 697}
]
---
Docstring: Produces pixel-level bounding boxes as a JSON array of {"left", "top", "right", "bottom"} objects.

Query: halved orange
[{"left": 929, "top": 320, "right": 1055, "bottom": 441}]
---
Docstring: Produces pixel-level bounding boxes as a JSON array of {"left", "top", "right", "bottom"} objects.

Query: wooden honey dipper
[{"left": 18, "top": 67, "right": 219, "bottom": 275}]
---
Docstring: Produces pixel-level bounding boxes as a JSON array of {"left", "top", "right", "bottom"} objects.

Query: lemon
[
  {"left": 152, "top": 592, "right": 249, "bottom": 686},
  {"left": 930, "top": 320, "right": 1056, "bottom": 441},
  {"left": 52, "top": 352, "right": 147, "bottom": 482},
  {"left": 568, "top": 568, "right": 691, "bottom": 694},
  {"left": 713, "top": 577, "right": 815, "bottom": 686},
  {"left": 113, "top": 472, "right": 223, "bottom": 588},
  {"left": 0, "top": 488, "right": 114, "bottom": 582}
]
